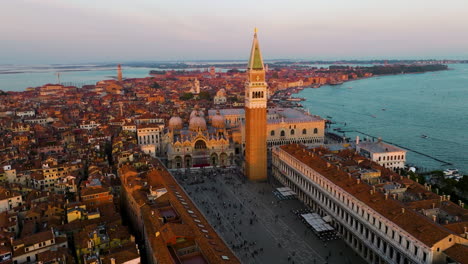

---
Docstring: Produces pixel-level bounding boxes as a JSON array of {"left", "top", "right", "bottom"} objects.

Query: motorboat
[{"left": 443, "top": 168, "right": 459, "bottom": 176}]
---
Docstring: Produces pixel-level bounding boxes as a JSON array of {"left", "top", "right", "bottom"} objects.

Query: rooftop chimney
[
  {"left": 356, "top": 136, "right": 360, "bottom": 145},
  {"left": 432, "top": 215, "right": 437, "bottom": 222}
]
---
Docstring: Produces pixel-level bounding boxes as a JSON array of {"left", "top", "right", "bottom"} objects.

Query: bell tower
[
  {"left": 117, "top": 64, "right": 123, "bottom": 82},
  {"left": 244, "top": 28, "right": 268, "bottom": 181}
]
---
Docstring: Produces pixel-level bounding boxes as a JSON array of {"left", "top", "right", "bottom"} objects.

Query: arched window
[
  {"left": 313, "top": 128, "right": 318, "bottom": 134},
  {"left": 290, "top": 129, "right": 295, "bottom": 135},
  {"left": 302, "top": 129, "right": 307, "bottom": 135},
  {"left": 195, "top": 140, "right": 207, "bottom": 149},
  {"left": 280, "top": 130, "right": 285, "bottom": 137},
  {"left": 271, "top": 130, "right": 275, "bottom": 136}
]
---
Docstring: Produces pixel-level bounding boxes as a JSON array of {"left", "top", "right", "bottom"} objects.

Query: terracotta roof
[
  {"left": 101, "top": 243, "right": 140, "bottom": 264},
  {"left": 444, "top": 244, "right": 468, "bottom": 264},
  {"left": 279, "top": 144, "right": 459, "bottom": 247},
  {"left": 121, "top": 158, "right": 240, "bottom": 264},
  {"left": 81, "top": 186, "right": 109, "bottom": 197},
  {"left": 444, "top": 222, "right": 468, "bottom": 235}
]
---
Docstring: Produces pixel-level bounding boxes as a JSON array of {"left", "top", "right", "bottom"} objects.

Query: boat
[
  {"left": 333, "top": 128, "right": 342, "bottom": 131},
  {"left": 326, "top": 116, "right": 333, "bottom": 119},
  {"left": 330, "top": 81, "right": 344, "bottom": 85},
  {"left": 443, "top": 168, "right": 459, "bottom": 176},
  {"left": 421, "top": 135, "right": 428, "bottom": 138},
  {"left": 286, "top": 97, "right": 306, "bottom": 102},
  {"left": 286, "top": 98, "right": 301, "bottom": 102},
  {"left": 382, "top": 108, "right": 386, "bottom": 111}
]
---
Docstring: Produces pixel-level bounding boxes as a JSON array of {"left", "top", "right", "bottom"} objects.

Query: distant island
[
  {"left": 150, "top": 63, "right": 449, "bottom": 76},
  {"left": 330, "top": 64, "right": 449, "bottom": 75}
]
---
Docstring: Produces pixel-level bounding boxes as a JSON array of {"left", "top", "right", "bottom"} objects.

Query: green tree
[
  {"left": 179, "top": 93, "right": 194, "bottom": 101},
  {"left": 151, "top": 82, "right": 161, "bottom": 89},
  {"left": 198, "top": 91, "right": 211, "bottom": 101}
]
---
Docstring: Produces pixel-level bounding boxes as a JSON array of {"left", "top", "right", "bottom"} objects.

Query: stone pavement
[{"left": 173, "top": 168, "right": 365, "bottom": 264}]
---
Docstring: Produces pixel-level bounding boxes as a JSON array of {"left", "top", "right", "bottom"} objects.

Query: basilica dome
[
  {"left": 189, "top": 114, "right": 207, "bottom": 132},
  {"left": 168, "top": 116, "right": 183, "bottom": 130},
  {"left": 211, "top": 111, "right": 225, "bottom": 129}
]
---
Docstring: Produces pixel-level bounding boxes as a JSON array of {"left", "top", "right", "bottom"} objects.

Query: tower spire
[{"left": 248, "top": 28, "right": 264, "bottom": 71}]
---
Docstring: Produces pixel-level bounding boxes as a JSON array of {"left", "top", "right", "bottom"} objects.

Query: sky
[{"left": 1, "top": 0, "right": 468, "bottom": 64}]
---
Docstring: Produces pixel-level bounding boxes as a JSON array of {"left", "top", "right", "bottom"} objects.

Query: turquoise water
[{"left": 299, "top": 64, "right": 468, "bottom": 173}]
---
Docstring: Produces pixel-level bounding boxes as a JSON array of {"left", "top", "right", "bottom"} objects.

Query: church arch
[
  {"left": 220, "top": 153, "right": 228, "bottom": 166},
  {"left": 195, "top": 140, "right": 207, "bottom": 150},
  {"left": 184, "top": 155, "right": 192, "bottom": 168},
  {"left": 174, "top": 156, "right": 182, "bottom": 169},
  {"left": 210, "top": 153, "right": 219, "bottom": 166}
]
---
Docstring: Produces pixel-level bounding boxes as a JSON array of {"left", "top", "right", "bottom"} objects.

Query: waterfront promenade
[{"left": 173, "top": 168, "right": 365, "bottom": 264}]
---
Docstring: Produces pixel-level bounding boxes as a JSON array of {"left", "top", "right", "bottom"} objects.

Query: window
[
  {"left": 280, "top": 130, "right": 285, "bottom": 137},
  {"left": 302, "top": 129, "right": 307, "bottom": 134},
  {"left": 290, "top": 129, "right": 295, "bottom": 135},
  {"left": 271, "top": 130, "right": 275, "bottom": 136},
  {"left": 313, "top": 128, "right": 318, "bottom": 134}
]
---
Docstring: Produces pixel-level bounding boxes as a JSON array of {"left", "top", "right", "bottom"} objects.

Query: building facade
[
  {"left": 356, "top": 140, "right": 406, "bottom": 171},
  {"left": 214, "top": 88, "right": 227, "bottom": 105},
  {"left": 137, "top": 124, "right": 164, "bottom": 157}
]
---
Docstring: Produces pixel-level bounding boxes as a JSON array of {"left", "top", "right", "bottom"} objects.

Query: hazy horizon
[{"left": 2, "top": 0, "right": 468, "bottom": 64}]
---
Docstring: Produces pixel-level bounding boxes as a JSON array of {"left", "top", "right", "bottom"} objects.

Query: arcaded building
[{"left": 272, "top": 144, "right": 468, "bottom": 264}]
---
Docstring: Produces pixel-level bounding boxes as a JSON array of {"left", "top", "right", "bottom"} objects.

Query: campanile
[{"left": 244, "top": 28, "right": 267, "bottom": 181}]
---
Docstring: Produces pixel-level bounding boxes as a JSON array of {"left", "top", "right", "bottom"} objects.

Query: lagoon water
[{"left": 299, "top": 64, "right": 468, "bottom": 173}]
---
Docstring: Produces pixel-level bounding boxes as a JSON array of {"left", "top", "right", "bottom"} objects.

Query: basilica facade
[{"left": 163, "top": 108, "right": 235, "bottom": 169}]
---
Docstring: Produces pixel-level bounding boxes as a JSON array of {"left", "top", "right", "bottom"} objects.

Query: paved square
[{"left": 173, "top": 168, "right": 365, "bottom": 264}]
